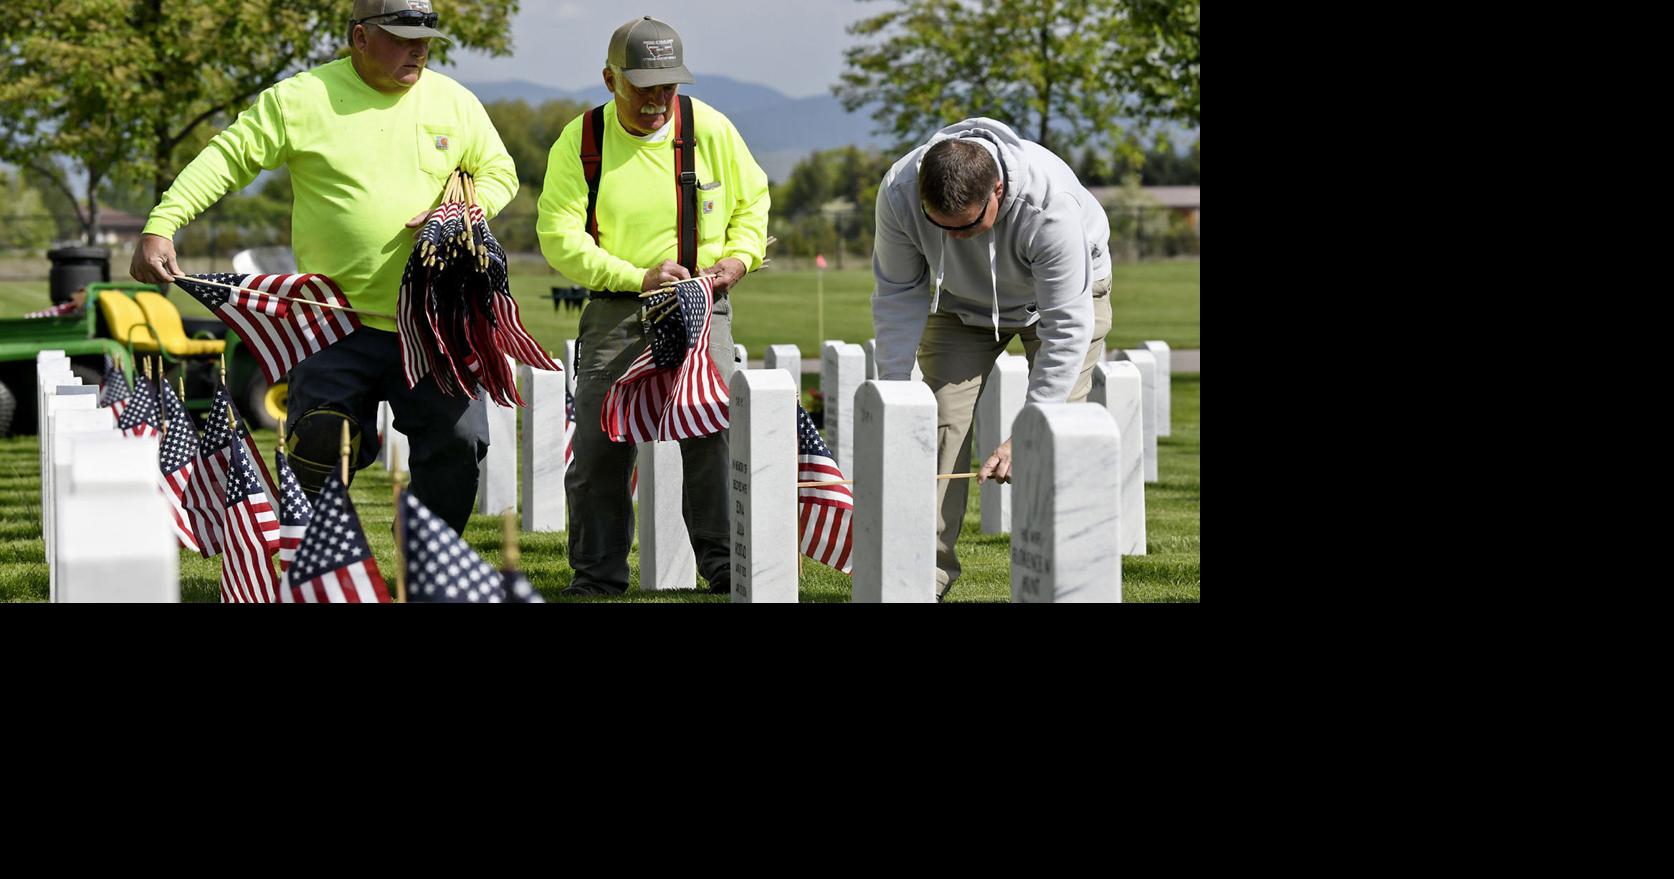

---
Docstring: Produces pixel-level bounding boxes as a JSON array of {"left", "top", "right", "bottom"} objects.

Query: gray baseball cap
[
  {"left": 607, "top": 16, "right": 694, "bottom": 88},
  {"left": 351, "top": 0, "right": 452, "bottom": 43}
]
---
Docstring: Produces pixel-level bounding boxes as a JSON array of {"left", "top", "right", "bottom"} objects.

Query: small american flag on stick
[
  {"left": 280, "top": 469, "right": 391, "bottom": 603},
  {"left": 798, "top": 402, "right": 853, "bottom": 573},
  {"left": 174, "top": 273, "right": 362, "bottom": 384}
]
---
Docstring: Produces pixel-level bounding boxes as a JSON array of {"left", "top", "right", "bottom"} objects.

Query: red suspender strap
[
  {"left": 674, "top": 95, "right": 698, "bottom": 275},
  {"left": 580, "top": 104, "right": 606, "bottom": 245}
]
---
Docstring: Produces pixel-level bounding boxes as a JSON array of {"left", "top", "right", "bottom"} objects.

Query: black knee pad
[{"left": 285, "top": 406, "right": 362, "bottom": 494}]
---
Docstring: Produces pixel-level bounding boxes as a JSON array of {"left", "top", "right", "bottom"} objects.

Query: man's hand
[
  {"left": 977, "top": 437, "right": 1013, "bottom": 484},
  {"left": 642, "top": 260, "right": 692, "bottom": 292},
  {"left": 698, "top": 257, "right": 748, "bottom": 293},
  {"left": 406, "top": 209, "right": 430, "bottom": 229},
  {"left": 130, "top": 233, "right": 181, "bottom": 285}
]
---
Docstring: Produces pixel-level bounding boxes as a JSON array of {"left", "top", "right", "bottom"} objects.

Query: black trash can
[{"left": 47, "top": 246, "right": 111, "bottom": 304}]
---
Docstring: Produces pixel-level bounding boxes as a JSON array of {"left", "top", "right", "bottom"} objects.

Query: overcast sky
[{"left": 438, "top": 1, "right": 874, "bottom": 98}]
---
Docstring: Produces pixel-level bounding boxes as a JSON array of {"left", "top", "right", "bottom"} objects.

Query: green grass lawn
[
  {"left": 0, "top": 259, "right": 1200, "bottom": 355},
  {"left": 0, "top": 374, "right": 1198, "bottom": 603}
]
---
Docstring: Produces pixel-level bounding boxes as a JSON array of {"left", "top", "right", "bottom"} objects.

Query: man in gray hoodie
[{"left": 871, "top": 117, "right": 1112, "bottom": 600}]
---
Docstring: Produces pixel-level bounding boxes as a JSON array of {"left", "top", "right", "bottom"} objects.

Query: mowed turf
[{"left": 0, "top": 374, "right": 1198, "bottom": 603}]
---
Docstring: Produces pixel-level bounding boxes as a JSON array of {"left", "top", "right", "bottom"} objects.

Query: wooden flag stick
[
  {"left": 277, "top": 414, "right": 286, "bottom": 459},
  {"left": 502, "top": 507, "right": 520, "bottom": 569},
  {"left": 795, "top": 472, "right": 979, "bottom": 489},
  {"left": 765, "top": 235, "right": 778, "bottom": 248},
  {"left": 339, "top": 419, "right": 350, "bottom": 485},
  {"left": 176, "top": 275, "right": 394, "bottom": 320},
  {"left": 391, "top": 436, "right": 407, "bottom": 604}
]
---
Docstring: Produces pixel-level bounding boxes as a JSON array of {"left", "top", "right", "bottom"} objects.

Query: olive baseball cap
[
  {"left": 607, "top": 16, "right": 694, "bottom": 88},
  {"left": 351, "top": 0, "right": 452, "bottom": 43}
]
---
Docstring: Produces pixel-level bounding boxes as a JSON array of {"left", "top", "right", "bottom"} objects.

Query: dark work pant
[
  {"left": 286, "top": 327, "right": 489, "bottom": 535},
  {"left": 567, "top": 295, "right": 735, "bottom": 594}
]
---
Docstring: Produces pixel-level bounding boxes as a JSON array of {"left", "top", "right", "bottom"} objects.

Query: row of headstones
[
  {"left": 36, "top": 351, "right": 178, "bottom": 602},
  {"left": 461, "top": 336, "right": 1174, "bottom": 598},
  {"left": 727, "top": 370, "right": 1126, "bottom": 602}
]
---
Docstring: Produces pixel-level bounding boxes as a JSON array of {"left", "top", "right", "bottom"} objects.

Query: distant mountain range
[
  {"left": 461, "top": 73, "right": 1198, "bottom": 182},
  {"left": 462, "top": 74, "right": 889, "bottom": 181}
]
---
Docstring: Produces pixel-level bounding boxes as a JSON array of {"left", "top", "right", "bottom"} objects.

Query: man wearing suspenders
[{"left": 536, "top": 16, "right": 771, "bottom": 596}]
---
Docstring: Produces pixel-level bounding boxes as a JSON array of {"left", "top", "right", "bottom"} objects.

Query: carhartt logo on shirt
[
  {"left": 703, "top": 200, "right": 715, "bottom": 214},
  {"left": 435, "top": 135, "right": 450, "bottom": 150}
]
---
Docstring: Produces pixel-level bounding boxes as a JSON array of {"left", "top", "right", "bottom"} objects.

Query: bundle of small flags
[
  {"left": 600, "top": 275, "right": 729, "bottom": 443},
  {"left": 397, "top": 167, "right": 560, "bottom": 405}
]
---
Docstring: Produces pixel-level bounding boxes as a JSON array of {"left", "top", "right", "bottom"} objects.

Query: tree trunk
[
  {"left": 83, "top": 172, "right": 102, "bottom": 246},
  {"left": 1037, "top": 22, "right": 1052, "bottom": 151}
]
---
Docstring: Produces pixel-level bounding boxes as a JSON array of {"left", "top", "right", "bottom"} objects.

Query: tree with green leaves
[
  {"left": 1, "top": 0, "right": 517, "bottom": 244},
  {"left": 835, "top": 0, "right": 1199, "bottom": 154}
]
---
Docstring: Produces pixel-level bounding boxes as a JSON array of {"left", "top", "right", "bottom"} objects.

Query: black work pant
[{"left": 286, "top": 327, "right": 489, "bottom": 535}]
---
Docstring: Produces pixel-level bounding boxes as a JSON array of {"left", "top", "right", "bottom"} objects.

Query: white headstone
[
  {"left": 636, "top": 440, "right": 697, "bottom": 590},
  {"left": 376, "top": 401, "right": 410, "bottom": 471},
  {"left": 821, "top": 341, "right": 865, "bottom": 477},
  {"left": 851, "top": 380, "right": 937, "bottom": 603},
  {"left": 975, "top": 355, "right": 1028, "bottom": 535},
  {"left": 1010, "top": 403, "right": 1122, "bottom": 603},
  {"left": 564, "top": 339, "right": 578, "bottom": 393},
  {"left": 35, "top": 361, "right": 75, "bottom": 443},
  {"left": 765, "top": 344, "right": 801, "bottom": 391},
  {"left": 1141, "top": 340, "right": 1172, "bottom": 437},
  {"left": 40, "top": 386, "right": 99, "bottom": 559},
  {"left": 1115, "top": 349, "right": 1159, "bottom": 483},
  {"left": 58, "top": 433, "right": 177, "bottom": 602},
  {"left": 47, "top": 407, "right": 119, "bottom": 600},
  {"left": 863, "top": 339, "right": 879, "bottom": 380},
  {"left": 729, "top": 369, "right": 798, "bottom": 603},
  {"left": 476, "top": 391, "right": 518, "bottom": 515},
  {"left": 734, "top": 343, "right": 748, "bottom": 366},
  {"left": 1090, "top": 362, "right": 1146, "bottom": 556},
  {"left": 519, "top": 365, "right": 567, "bottom": 532}
]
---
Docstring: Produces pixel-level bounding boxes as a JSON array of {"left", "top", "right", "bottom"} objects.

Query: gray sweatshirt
[{"left": 871, "top": 118, "right": 1111, "bottom": 404}]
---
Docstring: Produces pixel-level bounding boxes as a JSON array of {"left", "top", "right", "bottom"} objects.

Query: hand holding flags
[{"left": 601, "top": 275, "right": 729, "bottom": 443}]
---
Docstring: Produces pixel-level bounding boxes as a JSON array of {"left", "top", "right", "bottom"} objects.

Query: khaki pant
[
  {"left": 566, "top": 295, "right": 735, "bottom": 594},
  {"left": 919, "top": 278, "right": 1111, "bottom": 595}
]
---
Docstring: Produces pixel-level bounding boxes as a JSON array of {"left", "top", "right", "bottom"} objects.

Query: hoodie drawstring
[
  {"left": 927, "top": 228, "right": 1001, "bottom": 342},
  {"left": 930, "top": 232, "right": 946, "bottom": 315}
]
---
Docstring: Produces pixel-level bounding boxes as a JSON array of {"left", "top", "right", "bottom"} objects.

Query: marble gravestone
[
  {"left": 734, "top": 343, "right": 747, "bottom": 366},
  {"left": 57, "top": 433, "right": 177, "bottom": 602},
  {"left": 728, "top": 369, "right": 798, "bottom": 603},
  {"left": 637, "top": 440, "right": 697, "bottom": 591},
  {"left": 476, "top": 388, "right": 518, "bottom": 515},
  {"left": 851, "top": 380, "right": 937, "bottom": 603},
  {"left": 1090, "top": 362, "right": 1146, "bottom": 556},
  {"left": 765, "top": 344, "right": 801, "bottom": 391},
  {"left": 820, "top": 341, "right": 866, "bottom": 478},
  {"left": 1113, "top": 348, "right": 1159, "bottom": 483},
  {"left": 975, "top": 355, "right": 1027, "bottom": 535},
  {"left": 1141, "top": 340, "right": 1172, "bottom": 438},
  {"left": 863, "top": 339, "right": 878, "bottom": 380},
  {"left": 46, "top": 405, "right": 118, "bottom": 600},
  {"left": 519, "top": 364, "right": 567, "bottom": 532},
  {"left": 377, "top": 401, "right": 411, "bottom": 472},
  {"left": 1010, "top": 403, "right": 1122, "bottom": 603}
]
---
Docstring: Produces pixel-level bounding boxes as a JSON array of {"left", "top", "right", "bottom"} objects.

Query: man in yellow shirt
[
  {"left": 537, "top": 16, "right": 770, "bottom": 596},
  {"left": 130, "top": 0, "right": 518, "bottom": 534}
]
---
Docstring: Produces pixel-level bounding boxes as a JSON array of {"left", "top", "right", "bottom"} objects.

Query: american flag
[
  {"left": 401, "top": 491, "right": 511, "bottom": 602},
  {"left": 219, "top": 435, "right": 281, "bottom": 603},
  {"left": 98, "top": 358, "right": 129, "bottom": 423},
  {"left": 182, "top": 384, "right": 278, "bottom": 558},
  {"left": 274, "top": 449, "right": 311, "bottom": 572},
  {"left": 280, "top": 470, "right": 391, "bottom": 603},
  {"left": 174, "top": 273, "right": 361, "bottom": 384},
  {"left": 798, "top": 402, "right": 853, "bottom": 573},
  {"left": 600, "top": 275, "right": 729, "bottom": 443},
  {"left": 114, "top": 372, "right": 161, "bottom": 438},
  {"left": 157, "top": 380, "right": 202, "bottom": 553},
  {"left": 25, "top": 300, "right": 82, "bottom": 319},
  {"left": 500, "top": 568, "right": 547, "bottom": 603}
]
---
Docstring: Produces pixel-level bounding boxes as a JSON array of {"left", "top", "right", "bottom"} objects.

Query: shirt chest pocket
[
  {"left": 418, "top": 125, "right": 458, "bottom": 178},
  {"left": 697, "top": 175, "right": 725, "bottom": 240}
]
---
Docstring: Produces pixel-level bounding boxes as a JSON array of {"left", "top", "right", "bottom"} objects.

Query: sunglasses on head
[
  {"left": 922, "top": 192, "right": 992, "bottom": 232},
  {"left": 355, "top": 10, "right": 439, "bottom": 28}
]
